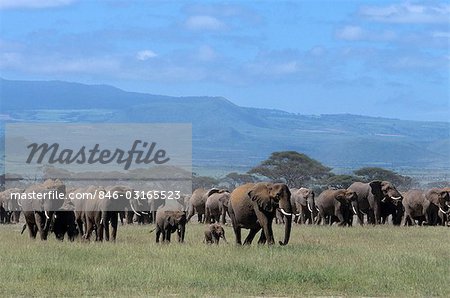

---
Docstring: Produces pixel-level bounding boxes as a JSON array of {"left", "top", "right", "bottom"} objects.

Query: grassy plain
[{"left": 0, "top": 223, "right": 449, "bottom": 297}]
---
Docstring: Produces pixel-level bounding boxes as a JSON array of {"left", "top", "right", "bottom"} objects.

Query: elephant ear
[
  {"left": 369, "top": 181, "right": 383, "bottom": 198},
  {"left": 335, "top": 192, "right": 347, "bottom": 203},
  {"left": 248, "top": 186, "right": 273, "bottom": 213},
  {"left": 167, "top": 215, "right": 176, "bottom": 226},
  {"left": 206, "top": 188, "right": 221, "bottom": 197}
]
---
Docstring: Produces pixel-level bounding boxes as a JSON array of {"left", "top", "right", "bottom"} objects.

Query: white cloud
[
  {"left": 185, "top": 15, "right": 226, "bottom": 31},
  {"left": 136, "top": 50, "right": 157, "bottom": 61},
  {"left": 197, "top": 45, "right": 216, "bottom": 61},
  {"left": 335, "top": 26, "right": 364, "bottom": 41},
  {"left": 335, "top": 26, "right": 396, "bottom": 42},
  {"left": 0, "top": 0, "right": 75, "bottom": 9},
  {"left": 359, "top": 3, "right": 450, "bottom": 24}
]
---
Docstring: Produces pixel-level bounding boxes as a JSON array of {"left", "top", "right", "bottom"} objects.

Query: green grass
[{"left": 0, "top": 223, "right": 449, "bottom": 297}]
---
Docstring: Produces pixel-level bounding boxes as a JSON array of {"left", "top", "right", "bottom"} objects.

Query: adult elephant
[
  {"left": 0, "top": 188, "right": 23, "bottom": 224},
  {"left": 348, "top": 181, "right": 402, "bottom": 225},
  {"left": 22, "top": 179, "right": 66, "bottom": 240},
  {"left": 205, "top": 189, "right": 230, "bottom": 224},
  {"left": 380, "top": 199, "right": 404, "bottom": 225},
  {"left": 186, "top": 188, "right": 210, "bottom": 223},
  {"left": 315, "top": 189, "right": 357, "bottom": 226},
  {"left": 291, "top": 187, "right": 316, "bottom": 224},
  {"left": 402, "top": 188, "right": 450, "bottom": 226},
  {"left": 83, "top": 185, "right": 143, "bottom": 241},
  {"left": 53, "top": 200, "right": 78, "bottom": 241},
  {"left": 228, "top": 182, "right": 294, "bottom": 246}
]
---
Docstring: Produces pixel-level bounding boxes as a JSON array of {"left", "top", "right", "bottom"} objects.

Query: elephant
[
  {"left": 53, "top": 200, "right": 78, "bottom": 241},
  {"left": 348, "top": 181, "right": 402, "bottom": 225},
  {"left": 228, "top": 182, "right": 295, "bottom": 246},
  {"left": 82, "top": 185, "right": 143, "bottom": 242},
  {"left": 0, "top": 188, "right": 23, "bottom": 224},
  {"left": 315, "top": 189, "right": 357, "bottom": 226},
  {"left": 380, "top": 200, "right": 404, "bottom": 225},
  {"left": 204, "top": 223, "right": 227, "bottom": 244},
  {"left": 205, "top": 189, "right": 230, "bottom": 224},
  {"left": 22, "top": 179, "right": 66, "bottom": 240},
  {"left": 291, "top": 187, "right": 316, "bottom": 224},
  {"left": 151, "top": 208, "right": 187, "bottom": 243},
  {"left": 402, "top": 188, "right": 450, "bottom": 226},
  {"left": 186, "top": 188, "right": 209, "bottom": 223}
]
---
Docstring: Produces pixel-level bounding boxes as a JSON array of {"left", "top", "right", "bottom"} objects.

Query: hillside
[{"left": 1, "top": 78, "right": 449, "bottom": 171}]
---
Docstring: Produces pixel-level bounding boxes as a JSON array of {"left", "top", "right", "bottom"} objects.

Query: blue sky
[{"left": 0, "top": 0, "right": 449, "bottom": 121}]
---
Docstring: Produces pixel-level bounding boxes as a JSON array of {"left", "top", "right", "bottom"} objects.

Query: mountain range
[{"left": 1, "top": 78, "right": 449, "bottom": 174}]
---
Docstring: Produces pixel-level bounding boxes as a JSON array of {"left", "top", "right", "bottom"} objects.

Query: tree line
[{"left": 193, "top": 151, "right": 447, "bottom": 191}]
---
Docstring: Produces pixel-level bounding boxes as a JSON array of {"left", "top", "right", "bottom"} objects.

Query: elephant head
[
  {"left": 299, "top": 188, "right": 315, "bottom": 213},
  {"left": 210, "top": 223, "right": 227, "bottom": 243},
  {"left": 426, "top": 189, "right": 450, "bottom": 214},
  {"left": 166, "top": 210, "right": 187, "bottom": 242},
  {"left": 248, "top": 182, "right": 293, "bottom": 246},
  {"left": 370, "top": 181, "right": 403, "bottom": 204}
]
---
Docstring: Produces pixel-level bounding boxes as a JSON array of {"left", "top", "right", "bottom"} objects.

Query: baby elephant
[
  {"left": 204, "top": 223, "right": 227, "bottom": 244},
  {"left": 152, "top": 209, "right": 187, "bottom": 243}
]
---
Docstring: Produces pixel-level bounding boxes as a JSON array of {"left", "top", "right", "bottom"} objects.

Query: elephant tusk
[
  {"left": 352, "top": 206, "right": 358, "bottom": 215},
  {"left": 141, "top": 211, "right": 149, "bottom": 215},
  {"left": 391, "top": 196, "right": 402, "bottom": 200},
  {"left": 315, "top": 206, "right": 320, "bottom": 212},
  {"left": 130, "top": 203, "right": 141, "bottom": 216},
  {"left": 44, "top": 211, "right": 50, "bottom": 219},
  {"left": 307, "top": 203, "right": 313, "bottom": 213},
  {"left": 279, "top": 208, "right": 293, "bottom": 216},
  {"left": 360, "top": 209, "right": 367, "bottom": 216},
  {"left": 439, "top": 207, "right": 450, "bottom": 215},
  {"left": 17, "top": 199, "right": 22, "bottom": 207},
  {"left": 381, "top": 197, "right": 386, "bottom": 202}
]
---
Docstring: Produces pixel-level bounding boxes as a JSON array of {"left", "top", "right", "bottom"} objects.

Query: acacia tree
[
  {"left": 221, "top": 172, "right": 260, "bottom": 189},
  {"left": 354, "top": 167, "right": 415, "bottom": 190},
  {"left": 248, "top": 151, "right": 332, "bottom": 188}
]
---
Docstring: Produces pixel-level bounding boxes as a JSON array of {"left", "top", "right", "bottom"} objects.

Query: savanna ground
[{"left": 0, "top": 223, "right": 449, "bottom": 297}]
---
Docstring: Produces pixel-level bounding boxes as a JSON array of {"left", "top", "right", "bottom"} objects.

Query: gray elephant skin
[
  {"left": 0, "top": 188, "right": 23, "bottom": 224},
  {"left": 291, "top": 187, "right": 316, "bottom": 224},
  {"left": 228, "top": 182, "right": 294, "bottom": 246},
  {"left": 315, "top": 189, "right": 357, "bottom": 226},
  {"left": 204, "top": 223, "right": 227, "bottom": 244},
  {"left": 348, "top": 181, "right": 402, "bottom": 225},
  {"left": 186, "top": 188, "right": 209, "bottom": 223},
  {"left": 22, "top": 179, "right": 66, "bottom": 240},
  {"left": 151, "top": 208, "right": 187, "bottom": 243},
  {"left": 205, "top": 189, "right": 230, "bottom": 224},
  {"left": 402, "top": 188, "right": 450, "bottom": 226}
]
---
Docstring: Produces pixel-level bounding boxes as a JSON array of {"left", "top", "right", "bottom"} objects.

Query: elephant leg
[
  {"left": 221, "top": 208, "right": 227, "bottom": 225},
  {"left": 243, "top": 227, "right": 261, "bottom": 245},
  {"left": 257, "top": 230, "right": 266, "bottom": 245},
  {"left": 84, "top": 218, "right": 94, "bottom": 241},
  {"left": 110, "top": 212, "right": 118, "bottom": 242},
  {"left": 156, "top": 227, "right": 161, "bottom": 243},
  {"left": 34, "top": 212, "right": 46, "bottom": 240},
  {"left": 166, "top": 230, "right": 171, "bottom": 242},
  {"left": 103, "top": 218, "right": 110, "bottom": 242},
  {"left": 186, "top": 207, "right": 195, "bottom": 222},
  {"left": 198, "top": 212, "right": 203, "bottom": 223},
  {"left": 204, "top": 208, "right": 210, "bottom": 224},
  {"left": 373, "top": 204, "right": 381, "bottom": 224}
]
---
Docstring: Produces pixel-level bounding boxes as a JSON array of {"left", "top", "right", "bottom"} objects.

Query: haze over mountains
[{"left": 1, "top": 78, "right": 449, "bottom": 173}]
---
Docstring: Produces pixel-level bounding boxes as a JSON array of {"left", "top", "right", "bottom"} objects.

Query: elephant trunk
[{"left": 278, "top": 198, "right": 292, "bottom": 246}]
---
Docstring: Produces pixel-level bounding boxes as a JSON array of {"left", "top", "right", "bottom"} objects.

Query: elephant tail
[
  {"left": 149, "top": 227, "right": 156, "bottom": 234},
  {"left": 20, "top": 224, "right": 27, "bottom": 235}
]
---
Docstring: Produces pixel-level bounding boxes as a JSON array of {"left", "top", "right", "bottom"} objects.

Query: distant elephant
[
  {"left": 83, "top": 185, "right": 143, "bottom": 241},
  {"left": 204, "top": 223, "right": 227, "bottom": 244},
  {"left": 402, "top": 188, "right": 450, "bottom": 226},
  {"left": 22, "top": 179, "right": 66, "bottom": 240},
  {"left": 53, "top": 201, "right": 78, "bottom": 241},
  {"left": 291, "top": 187, "right": 316, "bottom": 224},
  {"left": 228, "top": 182, "right": 294, "bottom": 246},
  {"left": 151, "top": 208, "right": 187, "bottom": 243},
  {"left": 205, "top": 189, "right": 230, "bottom": 224},
  {"left": 348, "top": 181, "right": 402, "bottom": 225},
  {"left": 0, "top": 188, "right": 23, "bottom": 224},
  {"left": 186, "top": 188, "right": 209, "bottom": 223},
  {"left": 380, "top": 200, "right": 404, "bottom": 225},
  {"left": 315, "top": 189, "right": 357, "bottom": 226}
]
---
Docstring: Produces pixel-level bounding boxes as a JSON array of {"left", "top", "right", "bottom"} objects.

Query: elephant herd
[{"left": 1, "top": 179, "right": 449, "bottom": 246}]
